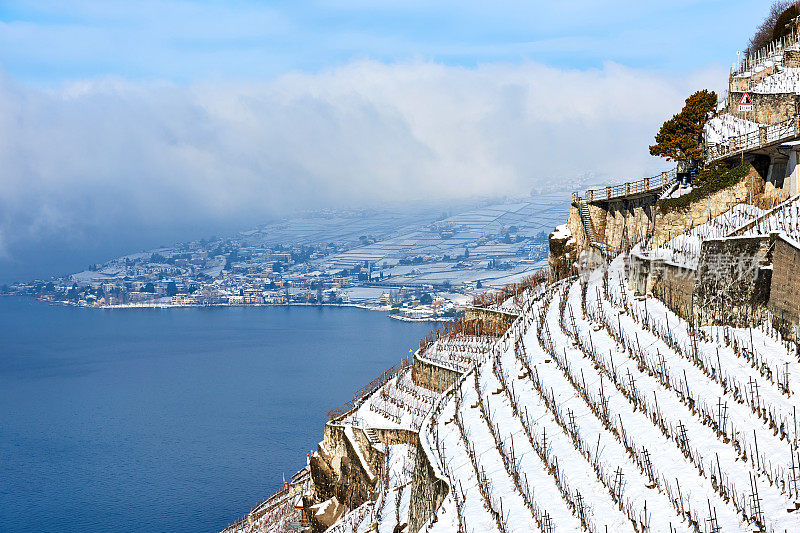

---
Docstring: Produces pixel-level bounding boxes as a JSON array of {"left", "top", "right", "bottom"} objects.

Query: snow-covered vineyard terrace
[
  {"left": 221, "top": 20, "right": 800, "bottom": 533},
  {"left": 222, "top": 217, "right": 800, "bottom": 532}
]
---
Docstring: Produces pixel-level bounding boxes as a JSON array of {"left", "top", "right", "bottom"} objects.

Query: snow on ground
[
  {"left": 588, "top": 262, "right": 800, "bottom": 531},
  {"left": 375, "top": 444, "right": 416, "bottom": 533},
  {"left": 416, "top": 334, "right": 493, "bottom": 375},
  {"left": 703, "top": 114, "right": 759, "bottom": 145},
  {"left": 343, "top": 367, "right": 439, "bottom": 431},
  {"left": 325, "top": 500, "right": 373, "bottom": 533},
  {"left": 551, "top": 224, "right": 572, "bottom": 241},
  {"left": 316, "top": 216, "right": 800, "bottom": 533},
  {"left": 752, "top": 67, "right": 800, "bottom": 94},
  {"left": 325, "top": 444, "right": 417, "bottom": 533},
  {"left": 735, "top": 194, "right": 800, "bottom": 241},
  {"left": 661, "top": 182, "right": 694, "bottom": 199},
  {"left": 414, "top": 254, "right": 800, "bottom": 532},
  {"left": 635, "top": 203, "right": 764, "bottom": 270}
]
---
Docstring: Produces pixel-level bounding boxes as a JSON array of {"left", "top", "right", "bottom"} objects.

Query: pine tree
[{"left": 649, "top": 89, "right": 717, "bottom": 162}]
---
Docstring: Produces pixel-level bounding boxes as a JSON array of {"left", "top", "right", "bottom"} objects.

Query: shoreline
[{"left": 14, "top": 295, "right": 454, "bottom": 322}]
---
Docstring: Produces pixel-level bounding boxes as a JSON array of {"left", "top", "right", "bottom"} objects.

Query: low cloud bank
[{"left": 0, "top": 60, "right": 724, "bottom": 278}]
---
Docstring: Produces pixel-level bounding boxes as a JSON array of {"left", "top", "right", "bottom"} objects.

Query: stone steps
[{"left": 364, "top": 428, "right": 379, "bottom": 445}]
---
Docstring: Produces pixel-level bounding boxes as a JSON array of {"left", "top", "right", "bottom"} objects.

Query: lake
[{"left": 0, "top": 298, "right": 434, "bottom": 532}]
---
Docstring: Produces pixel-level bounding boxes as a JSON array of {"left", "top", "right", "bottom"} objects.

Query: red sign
[{"left": 739, "top": 92, "right": 753, "bottom": 110}]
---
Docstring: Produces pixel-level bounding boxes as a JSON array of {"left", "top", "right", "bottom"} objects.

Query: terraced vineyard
[{"left": 419, "top": 258, "right": 800, "bottom": 533}]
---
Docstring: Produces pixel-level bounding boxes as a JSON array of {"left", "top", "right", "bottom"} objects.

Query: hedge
[{"left": 658, "top": 162, "right": 751, "bottom": 213}]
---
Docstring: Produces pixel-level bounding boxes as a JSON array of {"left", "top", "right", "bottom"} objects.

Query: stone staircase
[
  {"left": 577, "top": 201, "right": 597, "bottom": 242},
  {"left": 364, "top": 428, "right": 379, "bottom": 446},
  {"left": 577, "top": 200, "right": 613, "bottom": 256}
]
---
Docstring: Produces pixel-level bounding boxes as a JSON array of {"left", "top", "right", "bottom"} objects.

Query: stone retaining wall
[
  {"left": 628, "top": 254, "right": 696, "bottom": 320},
  {"left": 768, "top": 234, "right": 800, "bottom": 343},
  {"left": 729, "top": 91, "right": 800, "bottom": 124},
  {"left": 464, "top": 307, "right": 517, "bottom": 331},
  {"left": 407, "top": 440, "right": 449, "bottom": 533},
  {"left": 597, "top": 196, "right": 657, "bottom": 251},
  {"left": 412, "top": 353, "right": 462, "bottom": 392},
  {"left": 786, "top": 49, "right": 800, "bottom": 68},
  {"left": 628, "top": 252, "right": 654, "bottom": 295},
  {"left": 373, "top": 427, "right": 419, "bottom": 447},
  {"left": 693, "top": 235, "right": 772, "bottom": 326},
  {"left": 307, "top": 423, "right": 387, "bottom": 530},
  {"left": 652, "top": 262, "right": 697, "bottom": 321}
]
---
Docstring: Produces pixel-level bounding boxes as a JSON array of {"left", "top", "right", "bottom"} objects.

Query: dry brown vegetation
[{"left": 747, "top": 1, "right": 799, "bottom": 54}]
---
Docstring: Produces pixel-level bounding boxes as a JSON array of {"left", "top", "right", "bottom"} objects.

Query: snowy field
[{"left": 310, "top": 195, "right": 568, "bottom": 287}]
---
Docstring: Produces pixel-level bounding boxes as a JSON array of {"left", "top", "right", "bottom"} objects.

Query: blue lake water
[{"left": 0, "top": 297, "right": 434, "bottom": 532}]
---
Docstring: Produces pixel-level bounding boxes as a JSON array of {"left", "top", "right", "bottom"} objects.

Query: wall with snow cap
[
  {"left": 412, "top": 352, "right": 463, "bottom": 393},
  {"left": 693, "top": 235, "right": 773, "bottom": 327},
  {"left": 307, "top": 422, "right": 387, "bottom": 525},
  {"left": 629, "top": 251, "right": 697, "bottom": 319},
  {"left": 628, "top": 252, "right": 655, "bottom": 295},
  {"left": 655, "top": 261, "right": 696, "bottom": 319}
]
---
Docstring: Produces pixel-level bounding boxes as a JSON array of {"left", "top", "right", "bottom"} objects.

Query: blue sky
[
  {"left": 0, "top": 1, "right": 779, "bottom": 282},
  {"left": 0, "top": 1, "right": 766, "bottom": 84}
]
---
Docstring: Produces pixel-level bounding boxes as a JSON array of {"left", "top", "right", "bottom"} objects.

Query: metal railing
[
  {"left": 705, "top": 115, "right": 799, "bottom": 162},
  {"left": 573, "top": 168, "right": 676, "bottom": 203},
  {"left": 767, "top": 116, "right": 797, "bottom": 143}
]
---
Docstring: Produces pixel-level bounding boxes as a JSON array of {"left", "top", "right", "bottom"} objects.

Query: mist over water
[{"left": 0, "top": 298, "right": 433, "bottom": 532}]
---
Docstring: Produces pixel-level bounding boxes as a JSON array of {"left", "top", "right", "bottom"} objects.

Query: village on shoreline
[{"left": 6, "top": 196, "right": 569, "bottom": 322}]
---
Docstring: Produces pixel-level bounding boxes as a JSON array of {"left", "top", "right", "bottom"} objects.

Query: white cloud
[{"left": 0, "top": 59, "right": 726, "bottom": 266}]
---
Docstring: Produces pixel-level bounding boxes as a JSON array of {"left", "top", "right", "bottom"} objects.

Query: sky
[{"left": 0, "top": 0, "right": 775, "bottom": 282}]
